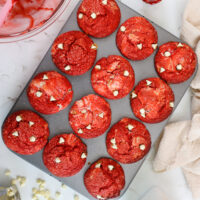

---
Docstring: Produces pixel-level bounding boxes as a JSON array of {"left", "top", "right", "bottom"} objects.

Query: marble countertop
[{"left": 0, "top": 0, "right": 195, "bottom": 199}]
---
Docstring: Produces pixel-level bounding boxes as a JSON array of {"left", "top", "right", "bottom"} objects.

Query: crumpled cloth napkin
[{"left": 153, "top": 0, "right": 200, "bottom": 199}]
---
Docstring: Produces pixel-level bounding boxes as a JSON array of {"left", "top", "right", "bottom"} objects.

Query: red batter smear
[
  {"left": 131, "top": 77, "right": 174, "bottom": 123},
  {"left": 116, "top": 16, "right": 158, "bottom": 60},
  {"left": 27, "top": 71, "right": 73, "bottom": 115},
  {"left": 51, "top": 31, "right": 97, "bottom": 76},
  {"left": 155, "top": 41, "right": 197, "bottom": 84},
  {"left": 106, "top": 118, "right": 151, "bottom": 164},
  {"left": 69, "top": 94, "right": 111, "bottom": 139},
  {"left": 43, "top": 133, "right": 87, "bottom": 177},
  {"left": 91, "top": 55, "right": 135, "bottom": 100},
  {"left": 143, "top": 0, "right": 162, "bottom": 4},
  {"left": 84, "top": 158, "right": 125, "bottom": 199},
  {"left": 77, "top": 0, "right": 121, "bottom": 38},
  {"left": 2, "top": 110, "right": 49, "bottom": 155}
]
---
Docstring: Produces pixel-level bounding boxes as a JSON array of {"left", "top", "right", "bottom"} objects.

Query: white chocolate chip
[
  {"left": 61, "top": 184, "right": 67, "bottom": 189},
  {"left": 164, "top": 51, "right": 171, "bottom": 57},
  {"left": 99, "top": 113, "right": 104, "bottom": 118},
  {"left": 59, "top": 137, "right": 65, "bottom": 144},
  {"left": 97, "top": 195, "right": 105, "bottom": 200},
  {"left": 95, "top": 163, "right": 101, "bottom": 168},
  {"left": 43, "top": 74, "right": 48, "bottom": 80},
  {"left": 131, "top": 91, "right": 137, "bottom": 99},
  {"left": 7, "top": 186, "right": 17, "bottom": 197},
  {"left": 57, "top": 43, "right": 63, "bottom": 49},
  {"left": 57, "top": 104, "right": 62, "bottom": 110},
  {"left": 152, "top": 43, "right": 158, "bottom": 50},
  {"left": 170, "top": 102, "right": 174, "bottom": 108},
  {"left": 108, "top": 165, "right": 114, "bottom": 171},
  {"left": 64, "top": 65, "right": 71, "bottom": 71},
  {"left": 78, "top": 129, "right": 83, "bottom": 134},
  {"left": 55, "top": 157, "right": 61, "bottom": 163},
  {"left": 176, "top": 64, "right": 183, "bottom": 71},
  {"left": 91, "top": 13, "right": 97, "bottom": 19},
  {"left": 102, "top": 0, "right": 107, "bottom": 5},
  {"left": 36, "top": 91, "right": 42, "bottom": 97},
  {"left": 113, "top": 90, "right": 119, "bottom": 97},
  {"left": 146, "top": 80, "right": 152, "bottom": 86},
  {"left": 120, "top": 26, "right": 126, "bottom": 32},
  {"left": 124, "top": 70, "right": 129, "bottom": 77},
  {"left": 140, "top": 108, "right": 146, "bottom": 118},
  {"left": 29, "top": 121, "right": 34, "bottom": 127},
  {"left": 127, "top": 124, "right": 134, "bottom": 131},
  {"left": 91, "top": 44, "right": 97, "bottom": 50},
  {"left": 30, "top": 136, "right": 36, "bottom": 142},
  {"left": 81, "top": 153, "right": 87, "bottom": 159},
  {"left": 55, "top": 191, "right": 61, "bottom": 198},
  {"left": 12, "top": 131, "right": 19, "bottom": 137},
  {"left": 137, "top": 43, "right": 143, "bottom": 50},
  {"left": 16, "top": 115, "right": 22, "bottom": 122},
  {"left": 86, "top": 124, "right": 91, "bottom": 130},
  {"left": 110, "top": 138, "right": 116, "bottom": 144},
  {"left": 81, "top": 109, "right": 87, "bottom": 114},
  {"left": 160, "top": 67, "right": 165, "bottom": 73},
  {"left": 50, "top": 96, "right": 56, "bottom": 102},
  {"left": 140, "top": 144, "right": 146, "bottom": 151},
  {"left": 78, "top": 13, "right": 83, "bottom": 19},
  {"left": 74, "top": 194, "right": 79, "bottom": 200},
  {"left": 112, "top": 144, "right": 118, "bottom": 149},
  {"left": 5, "top": 169, "right": 11, "bottom": 176},
  {"left": 177, "top": 43, "right": 184, "bottom": 47},
  {"left": 95, "top": 65, "right": 101, "bottom": 70}
]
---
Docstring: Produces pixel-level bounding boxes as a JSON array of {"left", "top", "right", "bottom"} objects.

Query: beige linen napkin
[{"left": 153, "top": 0, "right": 200, "bottom": 199}]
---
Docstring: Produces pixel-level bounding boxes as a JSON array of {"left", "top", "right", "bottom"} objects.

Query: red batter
[
  {"left": 27, "top": 71, "right": 73, "bottom": 115},
  {"left": 143, "top": 0, "right": 162, "bottom": 4},
  {"left": 84, "top": 158, "right": 125, "bottom": 199},
  {"left": 91, "top": 55, "right": 135, "bottom": 99},
  {"left": 2, "top": 110, "right": 49, "bottom": 155},
  {"left": 77, "top": 0, "right": 121, "bottom": 38},
  {"left": 106, "top": 118, "right": 151, "bottom": 164},
  {"left": 131, "top": 77, "right": 174, "bottom": 123},
  {"left": 155, "top": 42, "right": 197, "bottom": 84},
  {"left": 43, "top": 133, "right": 87, "bottom": 177},
  {"left": 51, "top": 31, "right": 97, "bottom": 76},
  {"left": 116, "top": 16, "right": 158, "bottom": 60},
  {"left": 69, "top": 94, "right": 111, "bottom": 139}
]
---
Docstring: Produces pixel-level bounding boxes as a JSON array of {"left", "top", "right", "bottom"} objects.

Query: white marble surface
[{"left": 0, "top": 0, "right": 196, "bottom": 199}]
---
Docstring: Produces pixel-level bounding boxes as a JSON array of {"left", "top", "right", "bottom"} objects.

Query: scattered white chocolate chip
[
  {"left": 12, "top": 131, "right": 19, "bottom": 137},
  {"left": 50, "top": 96, "right": 56, "bottom": 102},
  {"left": 170, "top": 102, "right": 174, "bottom": 108},
  {"left": 120, "top": 26, "right": 126, "bottom": 32},
  {"left": 78, "top": 129, "right": 83, "bottom": 134},
  {"left": 74, "top": 194, "right": 79, "bottom": 200},
  {"left": 30, "top": 136, "right": 36, "bottom": 142},
  {"left": 57, "top": 104, "right": 62, "bottom": 110},
  {"left": 124, "top": 70, "right": 129, "bottom": 77},
  {"left": 55, "top": 157, "right": 61, "bottom": 163},
  {"left": 61, "top": 184, "right": 67, "bottom": 189},
  {"left": 112, "top": 144, "right": 118, "bottom": 149},
  {"left": 140, "top": 144, "right": 146, "bottom": 151},
  {"left": 137, "top": 43, "right": 143, "bottom": 50},
  {"left": 127, "top": 124, "right": 134, "bottom": 131},
  {"left": 55, "top": 191, "right": 61, "bottom": 198},
  {"left": 19, "top": 177, "right": 26, "bottom": 187},
  {"left": 110, "top": 138, "right": 116, "bottom": 144},
  {"left": 91, "top": 43, "right": 97, "bottom": 50},
  {"left": 86, "top": 124, "right": 91, "bottom": 130},
  {"left": 97, "top": 195, "right": 105, "bottom": 200},
  {"left": 95, "top": 65, "right": 101, "bottom": 70},
  {"left": 29, "top": 121, "right": 34, "bottom": 127},
  {"left": 81, "top": 153, "right": 87, "bottom": 159},
  {"left": 176, "top": 64, "right": 183, "bottom": 71},
  {"left": 140, "top": 109, "right": 146, "bottom": 118},
  {"left": 177, "top": 42, "right": 184, "bottom": 47},
  {"left": 78, "top": 13, "right": 83, "bottom": 19},
  {"left": 16, "top": 115, "right": 22, "bottom": 122},
  {"left": 57, "top": 43, "right": 63, "bottom": 49},
  {"left": 95, "top": 163, "right": 101, "bottom": 168},
  {"left": 160, "top": 67, "right": 165, "bottom": 73},
  {"left": 99, "top": 113, "right": 104, "bottom": 118},
  {"left": 131, "top": 91, "right": 137, "bottom": 99},
  {"left": 146, "top": 80, "right": 152, "bottom": 86},
  {"left": 81, "top": 109, "right": 87, "bottom": 114},
  {"left": 36, "top": 91, "right": 42, "bottom": 97},
  {"left": 152, "top": 43, "right": 158, "bottom": 50},
  {"left": 102, "top": 0, "right": 107, "bottom": 5},
  {"left": 113, "top": 90, "right": 119, "bottom": 97},
  {"left": 64, "top": 65, "right": 71, "bottom": 71},
  {"left": 43, "top": 74, "right": 48, "bottom": 80},
  {"left": 5, "top": 169, "right": 11, "bottom": 176},
  {"left": 164, "top": 51, "right": 171, "bottom": 57},
  {"left": 59, "top": 137, "right": 65, "bottom": 144},
  {"left": 7, "top": 186, "right": 17, "bottom": 197},
  {"left": 108, "top": 165, "right": 114, "bottom": 171},
  {"left": 11, "top": 179, "right": 17, "bottom": 185},
  {"left": 91, "top": 13, "right": 97, "bottom": 19}
]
